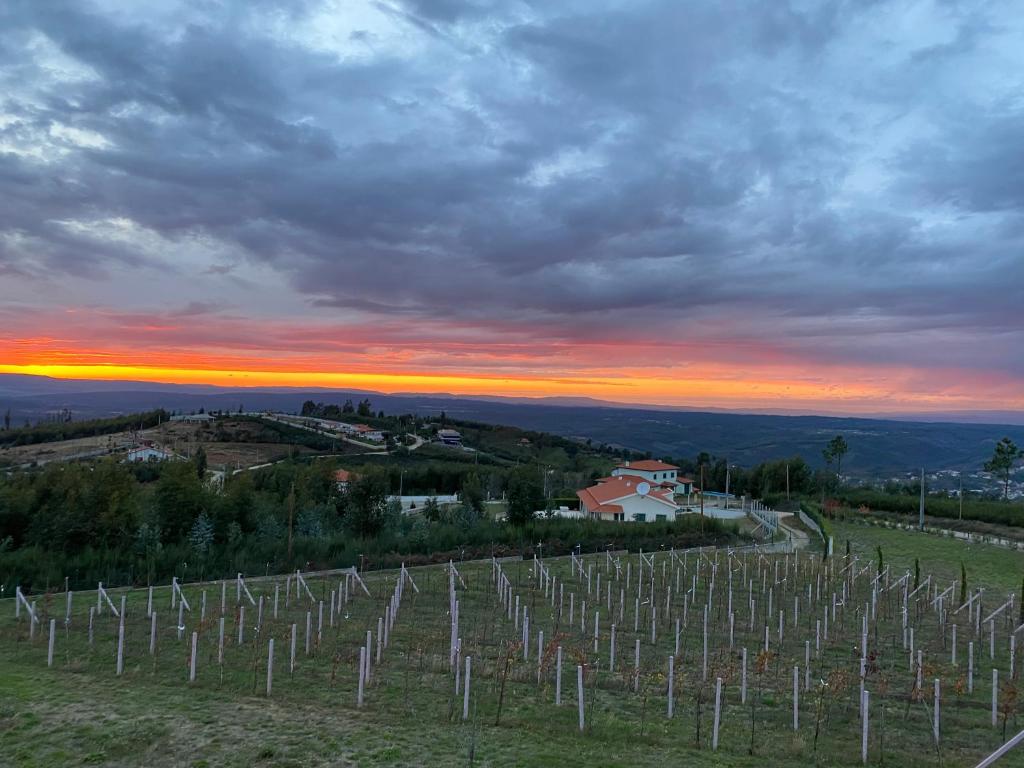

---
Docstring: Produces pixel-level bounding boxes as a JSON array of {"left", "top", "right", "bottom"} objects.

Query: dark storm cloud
[{"left": 0, "top": 0, "right": 1022, "bottom": 376}]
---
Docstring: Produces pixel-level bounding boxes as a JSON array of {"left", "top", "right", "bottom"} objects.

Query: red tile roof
[
  {"left": 334, "top": 469, "right": 354, "bottom": 482},
  {"left": 616, "top": 460, "right": 679, "bottom": 472},
  {"left": 576, "top": 475, "right": 678, "bottom": 511}
]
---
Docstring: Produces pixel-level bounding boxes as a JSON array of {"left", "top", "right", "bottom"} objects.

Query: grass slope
[{"left": 2, "top": 532, "right": 1020, "bottom": 768}]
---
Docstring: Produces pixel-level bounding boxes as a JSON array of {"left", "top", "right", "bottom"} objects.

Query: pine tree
[{"left": 187, "top": 512, "right": 214, "bottom": 555}]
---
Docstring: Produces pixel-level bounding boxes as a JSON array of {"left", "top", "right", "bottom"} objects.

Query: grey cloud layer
[{"left": 0, "top": 0, "right": 1022, "bottom": 374}]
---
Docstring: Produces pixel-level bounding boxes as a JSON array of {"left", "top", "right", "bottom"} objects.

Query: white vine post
[
  {"left": 266, "top": 638, "right": 275, "bottom": 696},
  {"left": 15, "top": 588, "right": 39, "bottom": 633},
  {"left": 741, "top": 647, "right": 748, "bottom": 703},
  {"left": 993, "top": 669, "right": 999, "bottom": 727},
  {"left": 170, "top": 578, "right": 190, "bottom": 613},
  {"left": 189, "top": 631, "right": 198, "bottom": 682},
  {"left": 969, "top": 642, "right": 975, "bottom": 692},
  {"left": 236, "top": 573, "right": 256, "bottom": 606},
  {"left": 462, "top": 656, "right": 471, "bottom": 720},
  {"left": 861, "top": 690, "right": 869, "bottom": 764},
  {"left": 218, "top": 617, "right": 225, "bottom": 664},
  {"left": 116, "top": 616, "right": 125, "bottom": 676},
  {"left": 47, "top": 619, "right": 55, "bottom": 667},
  {"left": 357, "top": 646, "right": 365, "bottom": 707},
  {"left": 577, "top": 665, "right": 585, "bottom": 732},
  {"left": 712, "top": 677, "right": 722, "bottom": 751},
  {"left": 793, "top": 666, "right": 799, "bottom": 730},
  {"left": 97, "top": 582, "right": 120, "bottom": 617},
  {"left": 667, "top": 656, "right": 674, "bottom": 718}
]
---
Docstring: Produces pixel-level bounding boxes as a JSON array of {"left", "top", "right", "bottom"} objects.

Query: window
[
  {"left": 615, "top": 513, "right": 624, "bottom": 522},
  {"left": 633, "top": 513, "right": 646, "bottom": 522},
  {"left": 656, "top": 514, "right": 667, "bottom": 522}
]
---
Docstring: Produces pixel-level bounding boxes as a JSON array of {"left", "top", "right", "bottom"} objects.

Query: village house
[
  {"left": 576, "top": 474, "right": 680, "bottom": 523},
  {"left": 124, "top": 443, "right": 178, "bottom": 462},
  {"left": 352, "top": 424, "right": 384, "bottom": 442},
  {"left": 436, "top": 428, "right": 462, "bottom": 446},
  {"left": 611, "top": 459, "right": 694, "bottom": 496},
  {"left": 334, "top": 469, "right": 355, "bottom": 491}
]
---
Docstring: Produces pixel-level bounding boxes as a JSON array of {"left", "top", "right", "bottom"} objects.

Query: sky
[{"left": 1, "top": 0, "right": 1022, "bottom": 414}]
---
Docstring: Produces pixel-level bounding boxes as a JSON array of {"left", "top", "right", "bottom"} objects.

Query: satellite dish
[{"left": 636, "top": 482, "right": 650, "bottom": 496}]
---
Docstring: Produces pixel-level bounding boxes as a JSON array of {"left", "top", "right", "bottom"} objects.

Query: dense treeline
[
  {"left": 828, "top": 488, "right": 1024, "bottom": 528},
  {"left": 669, "top": 454, "right": 818, "bottom": 500},
  {"left": 1, "top": 514, "right": 736, "bottom": 595},
  {"left": 0, "top": 409, "right": 169, "bottom": 448},
  {"left": 0, "top": 453, "right": 739, "bottom": 593}
]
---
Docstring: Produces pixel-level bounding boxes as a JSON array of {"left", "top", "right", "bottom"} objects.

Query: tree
[
  {"left": 153, "top": 461, "right": 209, "bottom": 542},
  {"left": 422, "top": 496, "right": 441, "bottom": 522},
  {"left": 344, "top": 470, "right": 390, "bottom": 537},
  {"left": 461, "top": 473, "right": 485, "bottom": 514},
  {"left": 984, "top": 437, "right": 1022, "bottom": 500},
  {"left": 194, "top": 446, "right": 208, "bottom": 480},
  {"left": 822, "top": 435, "right": 849, "bottom": 477},
  {"left": 301, "top": 400, "right": 318, "bottom": 417},
  {"left": 357, "top": 399, "right": 373, "bottom": 417},
  {"left": 188, "top": 511, "right": 215, "bottom": 556},
  {"left": 506, "top": 466, "right": 544, "bottom": 526},
  {"left": 342, "top": 399, "right": 355, "bottom": 414}
]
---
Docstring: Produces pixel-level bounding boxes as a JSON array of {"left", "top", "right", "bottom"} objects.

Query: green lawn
[{"left": 833, "top": 520, "right": 1024, "bottom": 595}]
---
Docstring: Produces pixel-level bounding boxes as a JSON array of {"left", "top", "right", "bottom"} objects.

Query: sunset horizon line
[{"left": 3, "top": 364, "right": 1021, "bottom": 422}]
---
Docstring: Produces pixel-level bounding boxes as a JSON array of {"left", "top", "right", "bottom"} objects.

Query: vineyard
[{"left": 2, "top": 541, "right": 1021, "bottom": 767}]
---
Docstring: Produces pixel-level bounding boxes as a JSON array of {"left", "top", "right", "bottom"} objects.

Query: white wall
[{"left": 616, "top": 494, "right": 678, "bottom": 522}]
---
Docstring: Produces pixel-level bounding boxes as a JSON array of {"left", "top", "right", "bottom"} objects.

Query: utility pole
[
  {"left": 700, "top": 464, "right": 705, "bottom": 521},
  {"left": 287, "top": 482, "right": 295, "bottom": 560},
  {"left": 724, "top": 463, "right": 730, "bottom": 510},
  {"left": 959, "top": 471, "right": 963, "bottom": 520},
  {"left": 786, "top": 463, "right": 791, "bottom": 502},
  {"left": 918, "top": 468, "right": 925, "bottom": 530}
]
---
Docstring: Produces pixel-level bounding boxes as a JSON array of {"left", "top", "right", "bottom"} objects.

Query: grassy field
[
  {"left": 833, "top": 520, "right": 1024, "bottom": 595},
  {"left": 1, "top": 536, "right": 1022, "bottom": 767}
]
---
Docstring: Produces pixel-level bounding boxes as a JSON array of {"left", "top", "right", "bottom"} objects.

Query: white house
[
  {"left": 576, "top": 474, "right": 680, "bottom": 523},
  {"left": 124, "top": 445, "right": 177, "bottom": 462},
  {"left": 352, "top": 424, "right": 384, "bottom": 442},
  {"left": 437, "top": 428, "right": 462, "bottom": 446},
  {"left": 334, "top": 469, "right": 355, "bottom": 490},
  {"left": 611, "top": 460, "right": 694, "bottom": 496}
]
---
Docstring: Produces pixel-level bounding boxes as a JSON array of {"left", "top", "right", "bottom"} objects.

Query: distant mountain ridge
[{"left": 1, "top": 374, "right": 1022, "bottom": 474}]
